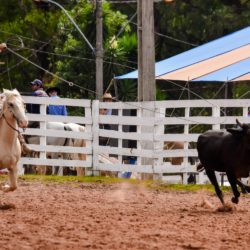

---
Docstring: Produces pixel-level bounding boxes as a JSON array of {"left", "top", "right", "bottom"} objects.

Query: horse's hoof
[
  {"left": 231, "top": 197, "right": 239, "bottom": 204},
  {"left": 0, "top": 184, "right": 16, "bottom": 192}
]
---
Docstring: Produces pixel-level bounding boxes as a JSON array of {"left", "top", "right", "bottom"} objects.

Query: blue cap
[{"left": 31, "top": 79, "right": 42, "bottom": 85}]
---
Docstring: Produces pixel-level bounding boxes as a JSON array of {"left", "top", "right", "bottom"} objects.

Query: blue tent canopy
[{"left": 115, "top": 26, "right": 250, "bottom": 81}]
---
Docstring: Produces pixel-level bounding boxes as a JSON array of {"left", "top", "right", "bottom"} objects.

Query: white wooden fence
[{"left": 20, "top": 96, "right": 250, "bottom": 183}]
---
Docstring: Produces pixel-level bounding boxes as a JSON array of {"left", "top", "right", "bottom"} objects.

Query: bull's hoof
[
  {"left": 231, "top": 197, "right": 239, "bottom": 204},
  {"left": 241, "top": 187, "right": 247, "bottom": 194},
  {"left": 244, "top": 185, "right": 250, "bottom": 193}
]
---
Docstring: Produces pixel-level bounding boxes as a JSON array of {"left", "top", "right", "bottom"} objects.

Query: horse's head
[{"left": 2, "top": 89, "right": 28, "bottom": 128}]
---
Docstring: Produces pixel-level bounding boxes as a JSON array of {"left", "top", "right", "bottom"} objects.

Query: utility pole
[
  {"left": 137, "top": 0, "right": 155, "bottom": 101},
  {"left": 137, "top": 1, "right": 156, "bottom": 180},
  {"left": 96, "top": 0, "right": 103, "bottom": 100}
]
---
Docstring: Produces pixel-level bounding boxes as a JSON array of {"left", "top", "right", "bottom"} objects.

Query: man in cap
[
  {"left": 26, "top": 79, "right": 48, "bottom": 114},
  {"left": 46, "top": 86, "right": 67, "bottom": 116}
]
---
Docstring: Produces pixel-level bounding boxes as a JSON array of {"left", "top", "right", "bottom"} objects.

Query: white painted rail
[{"left": 20, "top": 96, "right": 250, "bottom": 183}]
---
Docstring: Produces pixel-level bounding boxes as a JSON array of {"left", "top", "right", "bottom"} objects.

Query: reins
[
  {"left": 2, "top": 113, "right": 28, "bottom": 152},
  {"left": 2, "top": 113, "right": 21, "bottom": 134}
]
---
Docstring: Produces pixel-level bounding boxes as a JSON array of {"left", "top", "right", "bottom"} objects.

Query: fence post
[
  {"left": 92, "top": 100, "right": 100, "bottom": 176},
  {"left": 212, "top": 106, "right": 220, "bottom": 130},
  {"left": 182, "top": 107, "right": 190, "bottom": 184},
  {"left": 118, "top": 108, "right": 123, "bottom": 164},
  {"left": 141, "top": 102, "right": 155, "bottom": 180},
  {"left": 154, "top": 107, "right": 165, "bottom": 180},
  {"left": 85, "top": 101, "right": 93, "bottom": 176},
  {"left": 211, "top": 105, "right": 221, "bottom": 183},
  {"left": 40, "top": 101, "right": 47, "bottom": 172}
]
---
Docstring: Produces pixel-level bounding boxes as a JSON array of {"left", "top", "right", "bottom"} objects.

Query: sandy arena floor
[{"left": 0, "top": 179, "right": 250, "bottom": 250}]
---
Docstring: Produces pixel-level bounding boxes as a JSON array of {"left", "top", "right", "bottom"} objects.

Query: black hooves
[
  {"left": 231, "top": 197, "right": 239, "bottom": 204},
  {"left": 244, "top": 186, "right": 250, "bottom": 193},
  {"left": 241, "top": 188, "right": 248, "bottom": 194}
]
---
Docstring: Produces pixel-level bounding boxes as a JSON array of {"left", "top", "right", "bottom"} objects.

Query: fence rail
[{"left": 20, "top": 96, "right": 250, "bottom": 183}]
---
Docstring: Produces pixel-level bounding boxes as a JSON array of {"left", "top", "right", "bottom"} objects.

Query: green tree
[
  {"left": 0, "top": 0, "right": 61, "bottom": 93},
  {"left": 54, "top": 0, "right": 137, "bottom": 99}
]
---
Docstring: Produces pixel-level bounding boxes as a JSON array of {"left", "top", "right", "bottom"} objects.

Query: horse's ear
[
  {"left": 12, "top": 89, "right": 20, "bottom": 95},
  {"left": 3, "top": 88, "right": 10, "bottom": 95}
]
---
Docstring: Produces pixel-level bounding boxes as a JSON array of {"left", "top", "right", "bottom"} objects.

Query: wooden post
[
  {"left": 96, "top": 0, "right": 103, "bottom": 100},
  {"left": 137, "top": 0, "right": 156, "bottom": 101},
  {"left": 137, "top": 0, "right": 156, "bottom": 180}
]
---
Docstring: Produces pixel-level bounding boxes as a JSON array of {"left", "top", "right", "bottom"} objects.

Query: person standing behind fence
[
  {"left": 100, "top": 92, "right": 113, "bottom": 128},
  {"left": 46, "top": 87, "right": 68, "bottom": 116},
  {"left": 26, "top": 79, "right": 48, "bottom": 129},
  {"left": 26, "top": 79, "right": 48, "bottom": 114},
  {"left": 99, "top": 92, "right": 113, "bottom": 145}
]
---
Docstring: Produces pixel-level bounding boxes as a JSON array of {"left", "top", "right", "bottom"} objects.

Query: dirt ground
[{"left": 0, "top": 179, "right": 250, "bottom": 250}]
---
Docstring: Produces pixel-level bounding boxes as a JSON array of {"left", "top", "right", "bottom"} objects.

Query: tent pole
[
  {"left": 187, "top": 79, "right": 190, "bottom": 100},
  {"left": 225, "top": 81, "right": 228, "bottom": 118}
]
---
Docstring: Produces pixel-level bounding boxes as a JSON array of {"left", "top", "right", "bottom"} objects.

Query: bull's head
[{"left": 227, "top": 119, "right": 250, "bottom": 135}]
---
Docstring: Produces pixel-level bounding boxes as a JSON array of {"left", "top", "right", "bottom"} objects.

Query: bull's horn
[{"left": 236, "top": 118, "right": 243, "bottom": 128}]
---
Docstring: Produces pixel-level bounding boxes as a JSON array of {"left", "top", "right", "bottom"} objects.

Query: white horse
[
  {"left": 25, "top": 122, "right": 86, "bottom": 175},
  {"left": 64, "top": 123, "right": 86, "bottom": 176},
  {"left": 0, "top": 89, "right": 28, "bottom": 191}
]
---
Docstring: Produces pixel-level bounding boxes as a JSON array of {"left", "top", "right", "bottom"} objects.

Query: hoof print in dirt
[{"left": 0, "top": 203, "right": 16, "bottom": 210}]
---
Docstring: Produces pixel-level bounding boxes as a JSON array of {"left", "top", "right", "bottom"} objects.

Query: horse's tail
[
  {"left": 63, "top": 125, "right": 73, "bottom": 146},
  {"left": 197, "top": 163, "right": 204, "bottom": 172},
  {"left": 78, "top": 125, "right": 85, "bottom": 132}
]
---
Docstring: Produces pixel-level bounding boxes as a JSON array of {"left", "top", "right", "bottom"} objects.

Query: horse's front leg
[{"left": 1, "top": 165, "right": 18, "bottom": 192}]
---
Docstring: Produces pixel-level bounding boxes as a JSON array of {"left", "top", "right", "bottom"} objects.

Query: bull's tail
[{"left": 197, "top": 163, "right": 204, "bottom": 172}]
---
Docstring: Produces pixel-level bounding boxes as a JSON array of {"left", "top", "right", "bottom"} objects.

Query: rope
[
  {"left": 2, "top": 114, "right": 20, "bottom": 134},
  {"left": 6, "top": 42, "right": 228, "bottom": 127}
]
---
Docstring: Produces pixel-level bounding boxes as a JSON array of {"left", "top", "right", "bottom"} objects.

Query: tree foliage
[{"left": 0, "top": 0, "right": 249, "bottom": 100}]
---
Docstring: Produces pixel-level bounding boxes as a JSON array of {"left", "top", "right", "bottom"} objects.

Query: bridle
[
  {"left": 1, "top": 101, "right": 26, "bottom": 134},
  {"left": 2, "top": 113, "right": 21, "bottom": 134}
]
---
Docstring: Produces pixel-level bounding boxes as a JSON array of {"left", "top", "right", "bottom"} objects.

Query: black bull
[{"left": 197, "top": 119, "right": 250, "bottom": 206}]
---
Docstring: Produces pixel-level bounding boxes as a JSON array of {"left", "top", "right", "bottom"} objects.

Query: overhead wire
[
  {"left": 0, "top": 30, "right": 49, "bottom": 45},
  {"left": 109, "top": 11, "right": 137, "bottom": 47},
  {"left": 5, "top": 43, "right": 137, "bottom": 71},
  {"left": 0, "top": 4, "right": 228, "bottom": 127},
  {"left": 3, "top": 38, "right": 230, "bottom": 127},
  {"left": 0, "top": 29, "right": 138, "bottom": 66},
  {"left": 6, "top": 47, "right": 97, "bottom": 96},
  {"left": 0, "top": 39, "right": 54, "bottom": 76},
  {"left": 106, "top": 0, "right": 137, "bottom": 3},
  {"left": 5, "top": 46, "right": 214, "bottom": 126},
  {"left": 130, "top": 21, "right": 198, "bottom": 48}
]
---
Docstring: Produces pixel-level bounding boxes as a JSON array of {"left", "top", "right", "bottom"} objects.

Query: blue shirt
[{"left": 47, "top": 96, "right": 68, "bottom": 116}]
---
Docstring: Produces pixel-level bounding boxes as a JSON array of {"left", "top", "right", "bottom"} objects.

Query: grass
[
  {"left": 147, "top": 182, "right": 231, "bottom": 192},
  {"left": 0, "top": 174, "right": 227, "bottom": 193}
]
